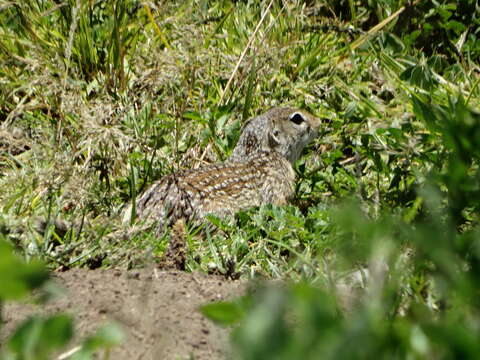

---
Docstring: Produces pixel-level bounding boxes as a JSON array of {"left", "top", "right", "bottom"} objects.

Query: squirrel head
[{"left": 229, "top": 107, "right": 320, "bottom": 164}]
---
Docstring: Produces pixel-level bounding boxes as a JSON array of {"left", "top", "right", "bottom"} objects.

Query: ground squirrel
[{"left": 130, "top": 107, "right": 320, "bottom": 235}]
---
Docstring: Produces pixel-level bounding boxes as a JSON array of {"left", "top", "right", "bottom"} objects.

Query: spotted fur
[{"left": 126, "top": 107, "right": 320, "bottom": 234}]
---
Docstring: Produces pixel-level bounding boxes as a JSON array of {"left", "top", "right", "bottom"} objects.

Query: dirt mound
[{"left": 2, "top": 268, "right": 245, "bottom": 359}]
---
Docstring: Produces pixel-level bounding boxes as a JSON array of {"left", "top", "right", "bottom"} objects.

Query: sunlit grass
[{"left": 0, "top": 0, "right": 478, "bottom": 284}]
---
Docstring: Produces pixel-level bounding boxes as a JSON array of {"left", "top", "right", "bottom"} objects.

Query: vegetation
[
  {"left": 1, "top": 0, "right": 479, "bottom": 358},
  {"left": 0, "top": 239, "right": 123, "bottom": 359}
]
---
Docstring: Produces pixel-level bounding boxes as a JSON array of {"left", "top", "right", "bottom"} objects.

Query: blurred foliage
[
  {"left": 6, "top": 314, "right": 74, "bottom": 360},
  {"left": 0, "top": 240, "right": 48, "bottom": 300},
  {"left": 204, "top": 108, "right": 480, "bottom": 356}
]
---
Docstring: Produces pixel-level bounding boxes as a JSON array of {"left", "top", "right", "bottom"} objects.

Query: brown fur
[{"left": 126, "top": 107, "right": 320, "bottom": 235}]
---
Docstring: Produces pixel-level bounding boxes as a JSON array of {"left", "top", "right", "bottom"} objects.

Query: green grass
[
  {"left": 0, "top": 0, "right": 478, "bottom": 270},
  {"left": 0, "top": 0, "right": 478, "bottom": 272},
  {"left": 1, "top": 0, "right": 480, "bottom": 357}
]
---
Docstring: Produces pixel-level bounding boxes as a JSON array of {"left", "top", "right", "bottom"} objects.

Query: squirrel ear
[{"left": 268, "top": 129, "right": 280, "bottom": 148}]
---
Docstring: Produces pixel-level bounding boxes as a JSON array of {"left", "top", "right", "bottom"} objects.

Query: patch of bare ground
[{"left": 2, "top": 268, "right": 246, "bottom": 360}]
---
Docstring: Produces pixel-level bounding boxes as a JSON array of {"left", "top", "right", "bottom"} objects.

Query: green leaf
[
  {"left": 201, "top": 300, "right": 247, "bottom": 326},
  {"left": 0, "top": 240, "right": 49, "bottom": 300},
  {"left": 8, "top": 314, "right": 73, "bottom": 360},
  {"left": 400, "top": 64, "right": 437, "bottom": 90},
  {"left": 71, "top": 322, "right": 125, "bottom": 360}
]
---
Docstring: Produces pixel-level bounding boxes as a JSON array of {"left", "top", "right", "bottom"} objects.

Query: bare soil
[{"left": 2, "top": 268, "right": 246, "bottom": 359}]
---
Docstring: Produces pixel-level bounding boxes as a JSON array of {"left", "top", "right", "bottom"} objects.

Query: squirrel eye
[{"left": 289, "top": 112, "right": 305, "bottom": 125}]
